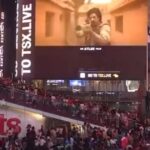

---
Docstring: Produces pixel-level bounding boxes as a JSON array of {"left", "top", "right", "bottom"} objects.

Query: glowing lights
[
  {"left": 80, "top": 71, "right": 120, "bottom": 79},
  {"left": 126, "top": 80, "right": 139, "bottom": 92},
  {"left": 80, "top": 72, "right": 86, "bottom": 78},
  {"left": 13, "top": 108, "right": 44, "bottom": 121},
  {"left": 31, "top": 113, "right": 44, "bottom": 121},
  {"left": 0, "top": 12, "right": 4, "bottom": 77}
]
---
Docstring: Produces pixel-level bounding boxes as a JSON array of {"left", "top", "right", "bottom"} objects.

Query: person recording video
[{"left": 76, "top": 7, "right": 110, "bottom": 46}]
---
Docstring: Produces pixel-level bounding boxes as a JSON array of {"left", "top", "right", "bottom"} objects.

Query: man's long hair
[{"left": 87, "top": 7, "right": 102, "bottom": 22}]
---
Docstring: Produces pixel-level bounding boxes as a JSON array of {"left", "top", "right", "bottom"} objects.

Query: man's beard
[{"left": 91, "top": 21, "right": 98, "bottom": 28}]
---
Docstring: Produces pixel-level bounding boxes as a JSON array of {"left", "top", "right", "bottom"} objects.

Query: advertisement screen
[
  {"left": 16, "top": 0, "right": 147, "bottom": 80},
  {"left": 35, "top": 0, "right": 147, "bottom": 46}
]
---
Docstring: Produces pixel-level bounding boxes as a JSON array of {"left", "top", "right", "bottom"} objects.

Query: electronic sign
[
  {"left": 0, "top": 3, "right": 4, "bottom": 77},
  {"left": 16, "top": 0, "right": 147, "bottom": 80}
]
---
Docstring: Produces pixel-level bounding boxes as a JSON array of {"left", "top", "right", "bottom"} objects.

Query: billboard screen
[
  {"left": 16, "top": 0, "right": 147, "bottom": 80},
  {"left": 35, "top": 0, "right": 147, "bottom": 46}
]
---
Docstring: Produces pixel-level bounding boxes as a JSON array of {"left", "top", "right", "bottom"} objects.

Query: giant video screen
[
  {"left": 16, "top": 0, "right": 147, "bottom": 80},
  {"left": 35, "top": 0, "right": 147, "bottom": 46}
]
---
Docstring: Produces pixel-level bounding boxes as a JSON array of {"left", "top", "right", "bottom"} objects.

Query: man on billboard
[{"left": 76, "top": 7, "right": 110, "bottom": 46}]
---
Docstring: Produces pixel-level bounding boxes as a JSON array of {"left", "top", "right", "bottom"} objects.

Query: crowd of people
[
  {"left": 0, "top": 77, "right": 150, "bottom": 149},
  {"left": 0, "top": 121, "right": 150, "bottom": 150}
]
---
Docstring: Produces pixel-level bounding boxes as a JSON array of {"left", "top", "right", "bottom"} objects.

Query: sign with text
[
  {"left": 16, "top": 0, "right": 35, "bottom": 79},
  {"left": 15, "top": 0, "right": 147, "bottom": 80},
  {"left": 0, "top": 11, "right": 4, "bottom": 77},
  {"left": 0, "top": 114, "right": 21, "bottom": 135},
  {"left": 79, "top": 71, "right": 120, "bottom": 79}
]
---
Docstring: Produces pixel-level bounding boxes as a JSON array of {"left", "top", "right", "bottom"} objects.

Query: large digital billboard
[
  {"left": 16, "top": 0, "right": 147, "bottom": 80},
  {"left": 35, "top": 0, "right": 147, "bottom": 46}
]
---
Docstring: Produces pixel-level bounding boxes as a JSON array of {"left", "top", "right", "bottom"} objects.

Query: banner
[{"left": 16, "top": 0, "right": 35, "bottom": 79}]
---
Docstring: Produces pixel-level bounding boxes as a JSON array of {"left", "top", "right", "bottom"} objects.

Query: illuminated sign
[
  {"left": 80, "top": 72, "right": 86, "bottom": 78},
  {"left": 15, "top": 0, "right": 146, "bottom": 80},
  {"left": 0, "top": 11, "right": 4, "bottom": 77},
  {"left": 0, "top": 115, "right": 21, "bottom": 135},
  {"left": 79, "top": 71, "right": 120, "bottom": 79},
  {"left": 80, "top": 47, "right": 102, "bottom": 51},
  {"left": 126, "top": 80, "right": 139, "bottom": 92},
  {"left": 16, "top": 0, "right": 34, "bottom": 78}
]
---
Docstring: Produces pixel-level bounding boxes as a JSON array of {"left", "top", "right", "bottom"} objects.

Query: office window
[
  {"left": 45, "top": 12, "right": 54, "bottom": 37},
  {"left": 115, "top": 16, "right": 123, "bottom": 32}
]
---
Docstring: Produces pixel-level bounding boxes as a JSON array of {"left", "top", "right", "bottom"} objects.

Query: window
[
  {"left": 115, "top": 15, "right": 123, "bottom": 33},
  {"left": 107, "top": 19, "right": 111, "bottom": 26},
  {"left": 45, "top": 12, "right": 54, "bottom": 37}
]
